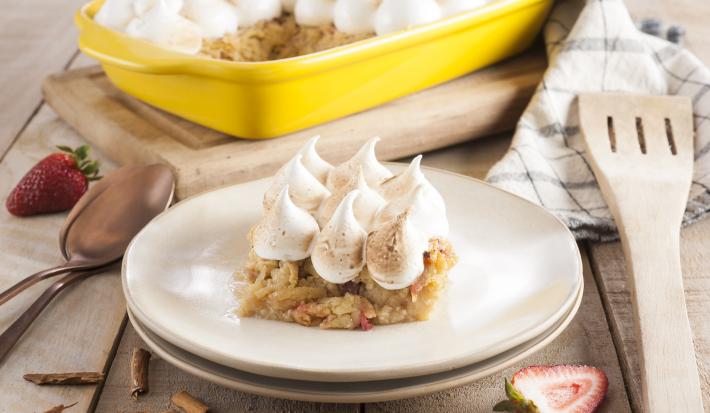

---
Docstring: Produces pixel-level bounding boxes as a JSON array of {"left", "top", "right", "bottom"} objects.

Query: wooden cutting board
[{"left": 42, "top": 51, "right": 545, "bottom": 199}]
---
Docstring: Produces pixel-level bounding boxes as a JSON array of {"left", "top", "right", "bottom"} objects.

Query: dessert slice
[{"left": 234, "top": 137, "right": 458, "bottom": 330}]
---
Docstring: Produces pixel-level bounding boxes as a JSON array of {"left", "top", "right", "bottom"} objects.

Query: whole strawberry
[{"left": 5, "top": 145, "right": 101, "bottom": 217}]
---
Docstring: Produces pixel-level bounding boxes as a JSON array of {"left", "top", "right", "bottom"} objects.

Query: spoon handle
[
  {"left": 0, "top": 262, "right": 90, "bottom": 306},
  {"left": 0, "top": 271, "right": 90, "bottom": 364}
]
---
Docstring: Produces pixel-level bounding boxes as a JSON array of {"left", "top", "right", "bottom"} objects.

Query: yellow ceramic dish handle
[{"left": 79, "top": 39, "right": 187, "bottom": 75}]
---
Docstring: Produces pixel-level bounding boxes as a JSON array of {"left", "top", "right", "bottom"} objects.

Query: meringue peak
[
  {"left": 326, "top": 137, "right": 393, "bottom": 191},
  {"left": 375, "top": 184, "right": 449, "bottom": 239},
  {"left": 132, "top": 0, "right": 183, "bottom": 16},
  {"left": 295, "top": 0, "right": 335, "bottom": 26},
  {"left": 233, "top": 0, "right": 282, "bottom": 27},
  {"left": 374, "top": 0, "right": 442, "bottom": 36},
  {"left": 125, "top": 0, "right": 203, "bottom": 55},
  {"left": 183, "top": 0, "right": 239, "bottom": 39},
  {"left": 264, "top": 154, "right": 331, "bottom": 214},
  {"left": 253, "top": 185, "right": 320, "bottom": 261},
  {"left": 380, "top": 154, "right": 424, "bottom": 200},
  {"left": 366, "top": 211, "right": 428, "bottom": 290},
  {"left": 333, "top": 0, "right": 377, "bottom": 34},
  {"left": 311, "top": 190, "right": 368, "bottom": 283},
  {"left": 317, "top": 167, "right": 386, "bottom": 231},
  {"left": 94, "top": 0, "right": 135, "bottom": 30},
  {"left": 297, "top": 136, "right": 333, "bottom": 184}
]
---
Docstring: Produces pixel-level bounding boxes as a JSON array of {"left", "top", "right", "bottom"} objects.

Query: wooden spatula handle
[{"left": 619, "top": 226, "right": 703, "bottom": 412}]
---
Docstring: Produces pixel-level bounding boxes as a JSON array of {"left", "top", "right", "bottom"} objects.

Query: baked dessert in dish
[
  {"left": 94, "top": 0, "right": 491, "bottom": 61},
  {"left": 234, "top": 136, "right": 458, "bottom": 330}
]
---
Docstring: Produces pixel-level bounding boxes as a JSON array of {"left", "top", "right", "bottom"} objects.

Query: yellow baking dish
[{"left": 77, "top": 0, "right": 551, "bottom": 139}]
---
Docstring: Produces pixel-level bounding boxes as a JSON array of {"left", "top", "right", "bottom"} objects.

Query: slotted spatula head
[
  {"left": 579, "top": 93, "right": 694, "bottom": 224},
  {"left": 578, "top": 92, "right": 702, "bottom": 413}
]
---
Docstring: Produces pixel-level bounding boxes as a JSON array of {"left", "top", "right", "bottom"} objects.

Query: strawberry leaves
[
  {"left": 57, "top": 145, "right": 102, "bottom": 181},
  {"left": 494, "top": 379, "right": 540, "bottom": 413}
]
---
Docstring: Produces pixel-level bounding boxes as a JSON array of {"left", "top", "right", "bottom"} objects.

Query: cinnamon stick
[
  {"left": 130, "top": 347, "right": 151, "bottom": 399},
  {"left": 23, "top": 372, "right": 104, "bottom": 385},
  {"left": 43, "top": 402, "right": 77, "bottom": 413},
  {"left": 171, "top": 391, "right": 208, "bottom": 413}
]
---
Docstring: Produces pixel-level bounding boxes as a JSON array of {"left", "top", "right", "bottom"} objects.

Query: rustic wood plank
[
  {"left": 589, "top": 217, "right": 710, "bottom": 412},
  {"left": 94, "top": 323, "right": 359, "bottom": 413},
  {"left": 0, "top": 0, "right": 89, "bottom": 157},
  {"left": 42, "top": 52, "right": 546, "bottom": 199},
  {"left": 365, "top": 247, "right": 631, "bottom": 413},
  {"left": 0, "top": 105, "right": 124, "bottom": 413},
  {"left": 625, "top": 0, "right": 710, "bottom": 64}
]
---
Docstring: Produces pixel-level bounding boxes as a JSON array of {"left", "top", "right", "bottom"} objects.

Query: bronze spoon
[
  {"left": 0, "top": 164, "right": 175, "bottom": 306},
  {"left": 0, "top": 164, "right": 174, "bottom": 363},
  {"left": 58, "top": 165, "right": 143, "bottom": 260}
]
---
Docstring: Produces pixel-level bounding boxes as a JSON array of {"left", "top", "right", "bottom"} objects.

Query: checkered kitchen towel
[{"left": 485, "top": 0, "right": 710, "bottom": 241}]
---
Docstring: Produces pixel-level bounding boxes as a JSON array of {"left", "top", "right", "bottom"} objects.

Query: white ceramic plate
[
  {"left": 127, "top": 280, "right": 582, "bottom": 403},
  {"left": 123, "top": 164, "right": 582, "bottom": 382}
]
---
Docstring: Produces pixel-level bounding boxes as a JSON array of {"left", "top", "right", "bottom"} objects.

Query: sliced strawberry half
[{"left": 494, "top": 365, "right": 608, "bottom": 413}]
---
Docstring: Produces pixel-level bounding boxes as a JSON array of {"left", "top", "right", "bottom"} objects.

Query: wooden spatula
[{"left": 578, "top": 93, "right": 703, "bottom": 412}]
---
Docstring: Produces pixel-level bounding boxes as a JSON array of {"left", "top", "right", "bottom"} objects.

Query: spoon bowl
[
  {"left": 59, "top": 165, "right": 144, "bottom": 260},
  {"left": 64, "top": 164, "right": 175, "bottom": 264},
  {"left": 0, "top": 164, "right": 175, "bottom": 305}
]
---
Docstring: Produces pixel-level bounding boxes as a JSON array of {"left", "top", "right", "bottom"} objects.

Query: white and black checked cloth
[{"left": 485, "top": 0, "right": 710, "bottom": 241}]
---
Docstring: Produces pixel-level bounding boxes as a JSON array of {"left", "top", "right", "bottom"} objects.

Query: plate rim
[
  {"left": 122, "top": 162, "right": 583, "bottom": 382},
  {"left": 127, "top": 280, "right": 582, "bottom": 404}
]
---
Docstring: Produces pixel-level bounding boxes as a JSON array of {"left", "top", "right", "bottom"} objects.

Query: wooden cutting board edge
[{"left": 42, "top": 52, "right": 546, "bottom": 199}]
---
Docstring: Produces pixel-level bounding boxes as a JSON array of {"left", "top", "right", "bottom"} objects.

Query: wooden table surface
[{"left": 1, "top": 1, "right": 708, "bottom": 412}]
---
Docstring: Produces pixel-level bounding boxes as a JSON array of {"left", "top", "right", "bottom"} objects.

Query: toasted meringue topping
[
  {"left": 132, "top": 0, "right": 183, "bottom": 16},
  {"left": 294, "top": 0, "right": 335, "bottom": 26},
  {"left": 366, "top": 212, "right": 428, "bottom": 290},
  {"left": 95, "top": 0, "right": 136, "bottom": 30},
  {"left": 439, "top": 0, "right": 488, "bottom": 16},
  {"left": 326, "top": 137, "right": 393, "bottom": 191},
  {"left": 264, "top": 154, "right": 331, "bottom": 214},
  {"left": 333, "top": 0, "right": 377, "bottom": 34},
  {"left": 233, "top": 0, "right": 282, "bottom": 27},
  {"left": 255, "top": 137, "right": 449, "bottom": 289},
  {"left": 373, "top": 0, "right": 442, "bottom": 36},
  {"left": 182, "top": 0, "right": 239, "bottom": 38},
  {"left": 380, "top": 155, "right": 445, "bottom": 208},
  {"left": 375, "top": 185, "right": 449, "bottom": 239},
  {"left": 253, "top": 186, "right": 320, "bottom": 261},
  {"left": 125, "top": 0, "right": 203, "bottom": 54},
  {"left": 297, "top": 136, "right": 333, "bottom": 184},
  {"left": 99, "top": 0, "right": 490, "bottom": 57},
  {"left": 311, "top": 191, "right": 368, "bottom": 283},
  {"left": 318, "top": 168, "right": 386, "bottom": 231}
]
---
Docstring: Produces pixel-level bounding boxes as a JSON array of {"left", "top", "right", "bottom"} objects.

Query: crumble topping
[
  {"left": 200, "top": 15, "right": 372, "bottom": 62},
  {"left": 234, "top": 237, "right": 457, "bottom": 330}
]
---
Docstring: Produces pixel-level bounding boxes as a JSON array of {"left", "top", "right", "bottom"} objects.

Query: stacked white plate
[{"left": 122, "top": 163, "right": 583, "bottom": 403}]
